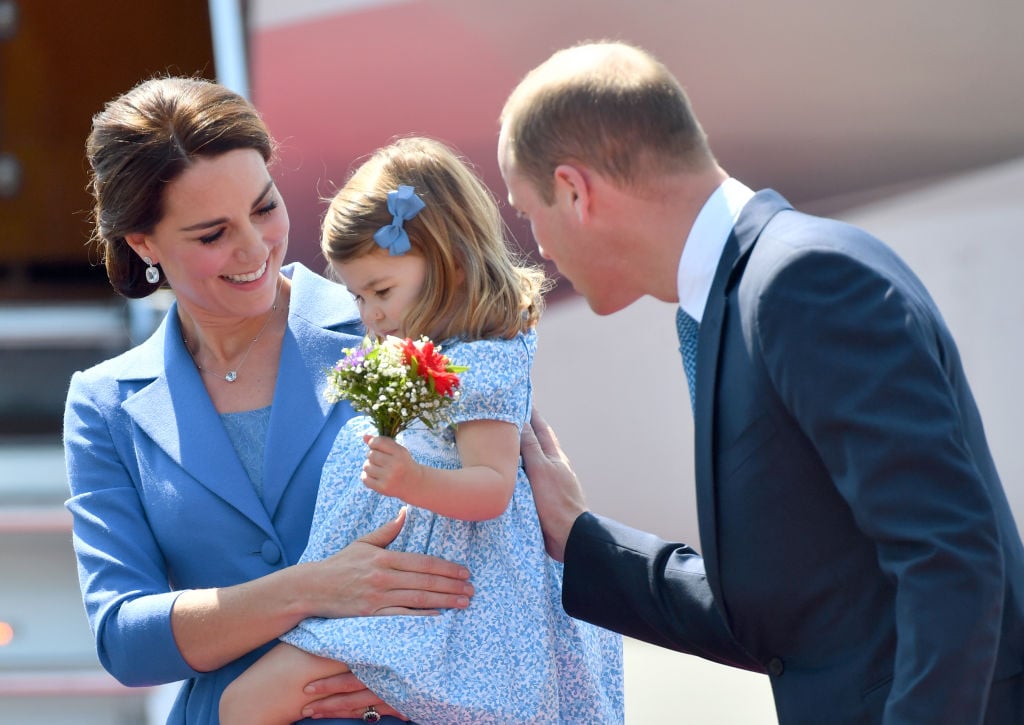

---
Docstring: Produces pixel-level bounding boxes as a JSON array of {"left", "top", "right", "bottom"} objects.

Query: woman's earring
[{"left": 143, "top": 256, "right": 160, "bottom": 284}]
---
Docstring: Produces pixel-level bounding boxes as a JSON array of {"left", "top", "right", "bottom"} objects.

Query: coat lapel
[
  {"left": 122, "top": 311, "right": 274, "bottom": 529},
  {"left": 120, "top": 265, "right": 363, "bottom": 529},
  {"left": 261, "top": 265, "right": 363, "bottom": 516},
  {"left": 694, "top": 189, "right": 792, "bottom": 613}
]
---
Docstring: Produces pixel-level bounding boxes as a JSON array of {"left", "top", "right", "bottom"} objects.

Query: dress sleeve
[{"left": 446, "top": 337, "right": 531, "bottom": 429}]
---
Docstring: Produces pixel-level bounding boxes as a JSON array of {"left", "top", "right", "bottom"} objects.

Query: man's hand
[{"left": 520, "top": 409, "right": 588, "bottom": 561}]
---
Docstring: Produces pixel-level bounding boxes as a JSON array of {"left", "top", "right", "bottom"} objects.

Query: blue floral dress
[{"left": 281, "top": 331, "right": 624, "bottom": 724}]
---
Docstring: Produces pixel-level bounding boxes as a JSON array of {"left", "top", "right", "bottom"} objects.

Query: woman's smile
[{"left": 222, "top": 260, "right": 268, "bottom": 284}]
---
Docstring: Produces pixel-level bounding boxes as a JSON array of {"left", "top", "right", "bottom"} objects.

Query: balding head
[{"left": 500, "top": 41, "right": 715, "bottom": 203}]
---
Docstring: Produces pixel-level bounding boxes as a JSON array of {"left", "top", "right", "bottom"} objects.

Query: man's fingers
[
  {"left": 526, "top": 408, "right": 567, "bottom": 463},
  {"left": 521, "top": 417, "right": 543, "bottom": 458}
]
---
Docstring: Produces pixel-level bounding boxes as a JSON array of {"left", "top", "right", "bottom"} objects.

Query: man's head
[
  {"left": 498, "top": 41, "right": 716, "bottom": 313},
  {"left": 499, "top": 41, "right": 714, "bottom": 204}
]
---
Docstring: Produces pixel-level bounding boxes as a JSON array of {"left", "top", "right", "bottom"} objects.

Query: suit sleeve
[
  {"left": 757, "top": 245, "right": 1004, "bottom": 723},
  {"left": 63, "top": 370, "right": 201, "bottom": 686},
  {"left": 563, "top": 512, "right": 764, "bottom": 672}
]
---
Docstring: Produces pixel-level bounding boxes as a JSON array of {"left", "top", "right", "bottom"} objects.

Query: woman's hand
[
  {"left": 300, "top": 670, "right": 409, "bottom": 721},
  {"left": 304, "top": 507, "right": 473, "bottom": 618}
]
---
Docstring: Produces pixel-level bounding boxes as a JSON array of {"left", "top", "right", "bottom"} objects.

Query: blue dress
[{"left": 282, "top": 331, "right": 624, "bottom": 724}]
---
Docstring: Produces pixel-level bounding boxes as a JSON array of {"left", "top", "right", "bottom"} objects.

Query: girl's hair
[
  {"left": 321, "top": 136, "right": 548, "bottom": 342},
  {"left": 86, "top": 76, "right": 275, "bottom": 298}
]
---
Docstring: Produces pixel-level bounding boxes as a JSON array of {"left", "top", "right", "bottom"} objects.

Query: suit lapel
[{"left": 693, "top": 189, "right": 792, "bottom": 614}]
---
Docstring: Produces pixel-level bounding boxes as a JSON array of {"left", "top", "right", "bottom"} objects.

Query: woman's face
[
  {"left": 334, "top": 248, "right": 428, "bottom": 340},
  {"left": 126, "top": 148, "right": 289, "bottom": 320}
]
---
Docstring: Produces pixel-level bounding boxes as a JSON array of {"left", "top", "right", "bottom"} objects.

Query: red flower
[{"left": 400, "top": 338, "right": 462, "bottom": 397}]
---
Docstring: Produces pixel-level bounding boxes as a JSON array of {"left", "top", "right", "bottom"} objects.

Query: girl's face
[
  {"left": 334, "top": 248, "right": 428, "bottom": 340},
  {"left": 125, "top": 148, "right": 289, "bottom": 321}
]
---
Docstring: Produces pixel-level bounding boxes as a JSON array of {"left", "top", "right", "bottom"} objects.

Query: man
[{"left": 499, "top": 41, "right": 1024, "bottom": 724}]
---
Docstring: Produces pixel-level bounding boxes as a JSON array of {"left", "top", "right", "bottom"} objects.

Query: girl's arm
[
  {"left": 361, "top": 419, "right": 519, "bottom": 520},
  {"left": 220, "top": 642, "right": 407, "bottom": 724}
]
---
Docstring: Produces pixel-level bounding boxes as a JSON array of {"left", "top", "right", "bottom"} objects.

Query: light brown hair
[{"left": 321, "top": 136, "right": 548, "bottom": 342}]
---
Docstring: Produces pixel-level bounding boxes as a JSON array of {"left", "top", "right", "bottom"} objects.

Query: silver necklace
[{"left": 183, "top": 279, "right": 282, "bottom": 383}]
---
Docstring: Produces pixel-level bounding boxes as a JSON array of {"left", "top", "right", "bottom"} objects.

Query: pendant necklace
[{"left": 184, "top": 277, "right": 283, "bottom": 383}]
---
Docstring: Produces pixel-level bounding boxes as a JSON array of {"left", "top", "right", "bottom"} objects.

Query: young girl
[{"left": 220, "top": 137, "right": 624, "bottom": 724}]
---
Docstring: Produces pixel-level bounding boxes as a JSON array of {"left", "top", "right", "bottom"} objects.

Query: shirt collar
[{"left": 676, "top": 178, "right": 755, "bottom": 323}]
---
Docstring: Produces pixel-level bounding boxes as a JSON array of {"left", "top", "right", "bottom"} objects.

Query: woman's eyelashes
[
  {"left": 196, "top": 200, "right": 278, "bottom": 244},
  {"left": 198, "top": 228, "right": 225, "bottom": 244}
]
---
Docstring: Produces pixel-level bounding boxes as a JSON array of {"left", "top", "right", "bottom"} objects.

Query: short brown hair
[
  {"left": 501, "top": 41, "right": 713, "bottom": 202},
  {"left": 86, "top": 76, "right": 275, "bottom": 298},
  {"left": 321, "top": 136, "right": 548, "bottom": 342}
]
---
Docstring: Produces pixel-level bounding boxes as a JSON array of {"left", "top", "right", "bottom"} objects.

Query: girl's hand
[
  {"left": 361, "top": 434, "right": 423, "bottom": 501},
  {"left": 300, "top": 671, "right": 409, "bottom": 721},
  {"left": 305, "top": 507, "right": 473, "bottom": 618}
]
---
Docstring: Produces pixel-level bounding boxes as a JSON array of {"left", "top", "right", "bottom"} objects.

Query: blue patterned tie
[{"left": 676, "top": 307, "right": 699, "bottom": 412}]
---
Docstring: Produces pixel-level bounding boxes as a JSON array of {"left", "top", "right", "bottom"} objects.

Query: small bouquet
[{"left": 326, "top": 336, "right": 468, "bottom": 438}]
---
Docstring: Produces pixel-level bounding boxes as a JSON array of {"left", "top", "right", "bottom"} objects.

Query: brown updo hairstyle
[
  {"left": 321, "top": 136, "right": 549, "bottom": 343},
  {"left": 85, "top": 76, "right": 274, "bottom": 298}
]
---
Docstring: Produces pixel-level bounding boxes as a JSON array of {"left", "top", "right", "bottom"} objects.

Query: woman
[{"left": 63, "top": 76, "right": 472, "bottom": 724}]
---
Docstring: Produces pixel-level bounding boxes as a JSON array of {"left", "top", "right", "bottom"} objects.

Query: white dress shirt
[{"left": 676, "top": 177, "right": 755, "bottom": 323}]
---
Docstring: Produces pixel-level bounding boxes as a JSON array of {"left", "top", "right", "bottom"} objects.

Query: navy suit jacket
[
  {"left": 562, "top": 191, "right": 1024, "bottom": 724},
  {"left": 64, "top": 264, "right": 368, "bottom": 724}
]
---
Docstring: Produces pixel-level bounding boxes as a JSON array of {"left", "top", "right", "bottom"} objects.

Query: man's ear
[{"left": 553, "top": 163, "right": 591, "bottom": 223}]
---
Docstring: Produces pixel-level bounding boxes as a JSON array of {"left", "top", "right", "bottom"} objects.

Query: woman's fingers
[
  {"left": 311, "top": 511, "right": 473, "bottom": 618},
  {"left": 299, "top": 672, "right": 408, "bottom": 720},
  {"left": 358, "top": 505, "right": 408, "bottom": 548}
]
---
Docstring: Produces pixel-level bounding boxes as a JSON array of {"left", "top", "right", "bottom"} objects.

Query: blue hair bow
[{"left": 373, "top": 185, "right": 426, "bottom": 256}]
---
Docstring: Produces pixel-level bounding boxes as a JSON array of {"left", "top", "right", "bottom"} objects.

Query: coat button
[
  {"left": 260, "top": 540, "right": 282, "bottom": 565},
  {"left": 767, "top": 657, "right": 785, "bottom": 677}
]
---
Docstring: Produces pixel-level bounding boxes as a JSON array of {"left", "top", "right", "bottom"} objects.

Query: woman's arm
[
  {"left": 360, "top": 419, "right": 519, "bottom": 521},
  {"left": 172, "top": 509, "right": 473, "bottom": 673}
]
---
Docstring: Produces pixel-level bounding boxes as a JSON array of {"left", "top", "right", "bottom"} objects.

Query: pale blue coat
[{"left": 64, "top": 263, "right": 370, "bottom": 723}]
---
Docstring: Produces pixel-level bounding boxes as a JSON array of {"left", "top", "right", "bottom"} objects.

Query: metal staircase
[{"left": 0, "top": 301, "right": 159, "bottom": 724}]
